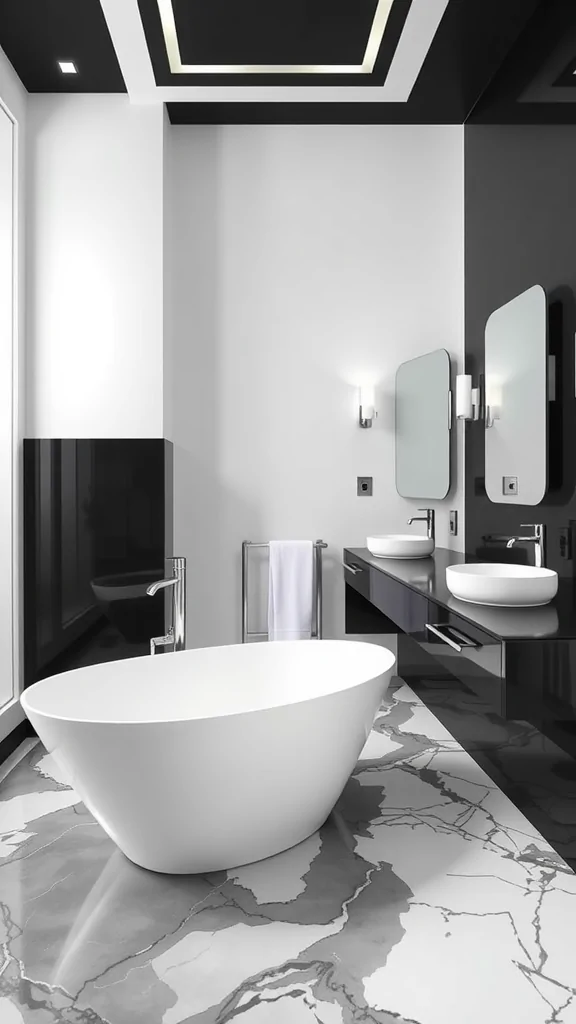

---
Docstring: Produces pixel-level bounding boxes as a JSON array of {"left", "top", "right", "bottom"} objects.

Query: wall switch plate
[
  {"left": 559, "top": 527, "right": 572, "bottom": 560},
  {"left": 449, "top": 510, "right": 458, "bottom": 536},
  {"left": 503, "top": 476, "right": 518, "bottom": 495},
  {"left": 357, "top": 476, "right": 373, "bottom": 497}
]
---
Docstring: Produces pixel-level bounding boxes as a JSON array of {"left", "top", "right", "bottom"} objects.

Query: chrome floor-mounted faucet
[
  {"left": 407, "top": 508, "right": 435, "bottom": 542},
  {"left": 505, "top": 524, "right": 546, "bottom": 568},
  {"left": 146, "top": 556, "right": 187, "bottom": 654}
]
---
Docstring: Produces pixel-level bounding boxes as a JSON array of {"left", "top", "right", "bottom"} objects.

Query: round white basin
[
  {"left": 446, "top": 563, "right": 558, "bottom": 608},
  {"left": 367, "top": 535, "right": 434, "bottom": 559}
]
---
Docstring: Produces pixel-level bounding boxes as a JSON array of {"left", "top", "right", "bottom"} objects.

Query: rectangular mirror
[
  {"left": 395, "top": 349, "right": 451, "bottom": 499},
  {"left": 485, "top": 285, "right": 548, "bottom": 505}
]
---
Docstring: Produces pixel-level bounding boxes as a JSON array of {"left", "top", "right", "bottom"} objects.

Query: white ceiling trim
[
  {"left": 383, "top": 0, "right": 450, "bottom": 101},
  {"left": 99, "top": 0, "right": 450, "bottom": 105},
  {"left": 99, "top": 0, "right": 156, "bottom": 95}
]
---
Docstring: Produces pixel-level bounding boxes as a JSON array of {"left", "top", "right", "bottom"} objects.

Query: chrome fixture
[
  {"left": 358, "top": 386, "right": 376, "bottom": 429},
  {"left": 242, "top": 540, "right": 327, "bottom": 643},
  {"left": 407, "top": 508, "right": 435, "bottom": 541},
  {"left": 505, "top": 524, "right": 546, "bottom": 568},
  {"left": 342, "top": 561, "right": 363, "bottom": 575},
  {"left": 146, "top": 556, "right": 187, "bottom": 654},
  {"left": 425, "top": 622, "right": 478, "bottom": 652}
]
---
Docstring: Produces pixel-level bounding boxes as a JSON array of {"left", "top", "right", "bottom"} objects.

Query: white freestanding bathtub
[{"left": 21, "top": 640, "right": 395, "bottom": 874}]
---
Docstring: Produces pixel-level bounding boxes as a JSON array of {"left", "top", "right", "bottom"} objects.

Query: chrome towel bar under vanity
[
  {"left": 242, "top": 540, "right": 327, "bottom": 643},
  {"left": 425, "top": 622, "right": 479, "bottom": 652}
]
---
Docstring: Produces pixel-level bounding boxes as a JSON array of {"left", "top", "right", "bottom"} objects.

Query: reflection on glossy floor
[{"left": 1, "top": 681, "right": 576, "bottom": 1023}]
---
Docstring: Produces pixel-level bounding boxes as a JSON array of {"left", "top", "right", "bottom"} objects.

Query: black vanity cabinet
[
  {"left": 344, "top": 549, "right": 504, "bottom": 728},
  {"left": 344, "top": 545, "right": 576, "bottom": 867},
  {"left": 344, "top": 547, "right": 576, "bottom": 757}
]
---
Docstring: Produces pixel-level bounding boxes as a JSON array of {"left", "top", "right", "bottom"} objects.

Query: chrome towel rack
[{"left": 241, "top": 540, "right": 327, "bottom": 643}]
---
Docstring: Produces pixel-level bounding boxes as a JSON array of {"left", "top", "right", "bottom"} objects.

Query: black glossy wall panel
[
  {"left": 24, "top": 440, "right": 173, "bottom": 686},
  {"left": 464, "top": 124, "right": 576, "bottom": 575}
]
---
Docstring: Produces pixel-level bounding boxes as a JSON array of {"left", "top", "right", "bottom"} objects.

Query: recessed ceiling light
[
  {"left": 155, "top": 0, "right": 394, "bottom": 74},
  {"left": 58, "top": 61, "right": 78, "bottom": 74}
]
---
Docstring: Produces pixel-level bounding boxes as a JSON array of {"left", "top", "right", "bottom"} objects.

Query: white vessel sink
[
  {"left": 367, "top": 535, "right": 434, "bottom": 559},
  {"left": 446, "top": 563, "right": 558, "bottom": 608}
]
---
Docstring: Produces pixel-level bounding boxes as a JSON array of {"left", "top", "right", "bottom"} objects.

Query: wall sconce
[
  {"left": 484, "top": 377, "right": 502, "bottom": 429},
  {"left": 455, "top": 374, "right": 481, "bottom": 421},
  {"left": 359, "top": 386, "right": 376, "bottom": 428}
]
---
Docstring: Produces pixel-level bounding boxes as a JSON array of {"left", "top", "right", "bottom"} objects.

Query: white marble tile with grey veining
[{"left": 0, "top": 680, "right": 575, "bottom": 1024}]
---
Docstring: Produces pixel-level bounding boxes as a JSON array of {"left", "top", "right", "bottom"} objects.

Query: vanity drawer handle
[
  {"left": 447, "top": 626, "right": 481, "bottom": 648},
  {"left": 425, "top": 623, "right": 479, "bottom": 652},
  {"left": 343, "top": 562, "right": 364, "bottom": 575}
]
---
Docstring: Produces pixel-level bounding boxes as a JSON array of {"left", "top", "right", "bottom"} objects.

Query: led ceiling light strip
[
  {"left": 156, "top": 0, "right": 395, "bottom": 74},
  {"left": 363, "top": 0, "right": 395, "bottom": 73}
]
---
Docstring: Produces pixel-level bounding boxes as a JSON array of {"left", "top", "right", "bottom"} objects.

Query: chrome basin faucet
[
  {"left": 146, "top": 556, "right": 187, "bottom": 654},
  {"left": 506, "top": 524, "right": 546, "bottom": 568},
  {"left": 407, "top": 508, "right": 435, "bottom": 542}
]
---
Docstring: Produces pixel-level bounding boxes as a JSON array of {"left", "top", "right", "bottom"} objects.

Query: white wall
[
  {"left": 0, "top": 51, "right": 25, "bottom": 453},
  {"left": 0, "top": 46, "right": 26, "bottom": 737},
  {"left": 166, "top": 125, "right": 465, "bottom": 648},
  {"left": 26, "top": 95, "right": 165, "bottom": 438}
]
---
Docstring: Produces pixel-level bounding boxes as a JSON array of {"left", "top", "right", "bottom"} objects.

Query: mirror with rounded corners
[
  {"left": 485, "top": 284, "right": 548, "bottom": 505},
  {"left": 395, "top": 349, "right": 451, "bottom": 499}
]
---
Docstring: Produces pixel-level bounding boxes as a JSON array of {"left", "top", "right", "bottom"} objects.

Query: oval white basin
[
  {"left": 367, "top": 534, "right": 434, "bottom": 559},
  {"left": 446, "top": 563, "right": 558, "bottom": 608}
]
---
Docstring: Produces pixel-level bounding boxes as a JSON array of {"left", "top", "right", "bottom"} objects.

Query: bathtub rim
[{"left": 20, "top": 639, "right": 396, "bottom": 728}]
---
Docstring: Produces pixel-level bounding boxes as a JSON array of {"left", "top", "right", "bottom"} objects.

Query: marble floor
[{"left": 1, "top": 681, "right": 576, "bottom": 1024}]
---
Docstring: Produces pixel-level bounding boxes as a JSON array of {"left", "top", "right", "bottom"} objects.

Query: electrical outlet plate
[
  {"left": 503, "top": 476, "right": 518, "bottom": 495},
  {"left": 357, "top": 476, "right": 373, "bottom": 497},
  {"left": 449, "top": 510, "right": 458, "bottom": 536}
]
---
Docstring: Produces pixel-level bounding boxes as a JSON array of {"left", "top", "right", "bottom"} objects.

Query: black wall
[
  {"left": 464, "top": 124, "right": 576, "bottom": 575},
  {"left": 24, "top": 439, "right": 173, "bottom": 685}
]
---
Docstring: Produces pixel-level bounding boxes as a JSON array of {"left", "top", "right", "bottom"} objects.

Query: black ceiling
[
  {"left": 173, "top": 0, "right": 375, "bottom": 66},
  {"left": 2, "top": 0, "right": 576, "bottom": 126},
  {"left": 468, "top": 0, "right": 576, "bottom": 122},
  {"left": 0, "top": 0, "right": 125, "bottom": 93},
  {"left": 553, "top": 60, "right": 576, "bottom": 89}
]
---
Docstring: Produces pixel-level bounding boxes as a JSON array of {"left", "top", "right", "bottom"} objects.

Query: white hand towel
[{"left": 268, "top": 540, "right": 314, "bottom": 641}]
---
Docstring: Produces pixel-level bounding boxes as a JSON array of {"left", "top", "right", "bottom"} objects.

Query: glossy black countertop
[{"left": 344, "top": 546, "right": 576, "bottom": 641}]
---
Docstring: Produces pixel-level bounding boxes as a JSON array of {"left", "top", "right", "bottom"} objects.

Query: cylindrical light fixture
[
  {"left": 455, "top": 374, "right": 472, "bottom": 419},
  {"left": 359, "top": 386, "right": 376, "bottom": 428}
]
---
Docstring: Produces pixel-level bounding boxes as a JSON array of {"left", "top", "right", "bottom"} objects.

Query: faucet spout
[
  {"left": 146, "top": 577, "right": 178, "bottom": 597},
  {"left": 407, "top": 508, "right": 435, "bottom": 542},
  {"left": 504, "top": 525, "right": 545, "bottom": 569}
]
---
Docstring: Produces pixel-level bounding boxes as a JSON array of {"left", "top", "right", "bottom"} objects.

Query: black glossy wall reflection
[
  {"left": 464, "top": 124, "right": 576, "bottom": 575},
  {"left": 24, "top": 440, "right": 173, "bottom": 686}
]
